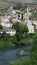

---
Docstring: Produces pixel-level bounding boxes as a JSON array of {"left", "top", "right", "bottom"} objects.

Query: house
[
  {"left": 23, "top": 7, "right": 32, "bottom": 20},
  {"left": 5, "top": 29, "right": 16, "bottom": 36},
  {"left": 1, "top": 16, "right": 12, "bottom": 28},
  {"left": 24, "top": 19, "right": 34, "bottom": 33},
  {"left": 0, "top": 16, "right": 16, "bottom": 36},
  {"left": 31, "top": 19, "right": 37, "bottom": 32},
  {"left": 15, "top": 10, "right": 22, "bottom": 20}
]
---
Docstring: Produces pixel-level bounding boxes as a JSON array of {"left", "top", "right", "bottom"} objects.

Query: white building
[
  {"left": 0, "top": 16, "right": 16, "bottom": 36},
  {"left": 0, "top": 17, "right": 15, "bottom": 36},
  {"left": 1, "top": 16, "right": 12, "bottom": 28},
  {"left": 24, "top": 19, "right": 34, "bottom": 33},
  {"left": 31, "top": 20, "right": 37, "bottom": 31},
  {"left": 5, "top": 29, "right": 16, "bottom": 36}
]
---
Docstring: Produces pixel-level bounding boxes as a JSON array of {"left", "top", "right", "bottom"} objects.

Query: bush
[
  {"left": 20, "top": 38, "right": 31, "bottom": 45},
  {"left": 29, "top": 33, "right": 36, "bottom": 39}
]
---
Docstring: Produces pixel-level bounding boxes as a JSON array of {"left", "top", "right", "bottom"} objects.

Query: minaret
[
  {"left": 26, "top": 6, "right": 30, "bottom": 20},
  {"left": 10, "top": 6, "right": 13, "bottom": 16},
  {"left": 10, "top": 6, "right": 13, "bottom": 11},
  {"left": 27, "top": 7, "right": 29, "bottom": 13},
  {"left": 27, "top": 8, "right": 29, "bottom": 13}
]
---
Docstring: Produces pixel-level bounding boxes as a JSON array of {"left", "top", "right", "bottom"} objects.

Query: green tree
[
  {"left": 13, "top": 22, "right": 29, "bottom": 41},
  {"left": 13, "top": 22, "right": 29, "bottom": 34},
  {"left": 0, "top": 24, "right": 3, "bottom": 30}
]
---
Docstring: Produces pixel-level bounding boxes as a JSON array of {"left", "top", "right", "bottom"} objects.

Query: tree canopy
[
  {"left": 0, "top": 24, "right": 3, "bottom": 30},
  {"left": 12, "top": 22, "right": 29, "bottom": 45},
  {"left": 13, "top": 22, "right": 29, "bottom": 34}
]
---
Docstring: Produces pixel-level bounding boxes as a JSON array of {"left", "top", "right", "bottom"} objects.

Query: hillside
[
  {"left": 0, "top": 0, "right": 16, "bottom": 9},
  {"left": 2, "top": 0, "right": 37, "bottom": 4},
  {"left": 0, "top": 1, "right": 9, "bottom": 9}
]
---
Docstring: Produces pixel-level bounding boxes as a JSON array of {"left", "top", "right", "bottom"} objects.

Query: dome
[
  {"left": 24, "top": 19, "right": 31, "bottom": 25},
  {"left": 24, "top": 20, "right": 28, "bottom": 24}
]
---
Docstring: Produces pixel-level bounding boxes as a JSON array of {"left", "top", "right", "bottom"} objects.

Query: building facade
[{"left": 24, "top": 19, "right": 34, "bottom": 33}]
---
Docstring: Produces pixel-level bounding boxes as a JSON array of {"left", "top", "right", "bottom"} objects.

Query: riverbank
[
  {"left": 0, "top": 35, "right": 33, "bottom": 48},
  {"left": 10, "top": 56, "right": 30, "bottom": 65}
]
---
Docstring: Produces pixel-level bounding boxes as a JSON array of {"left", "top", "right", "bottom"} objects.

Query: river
[{"left": 0, "top": 45, "right": 32, "bottom": 65}]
